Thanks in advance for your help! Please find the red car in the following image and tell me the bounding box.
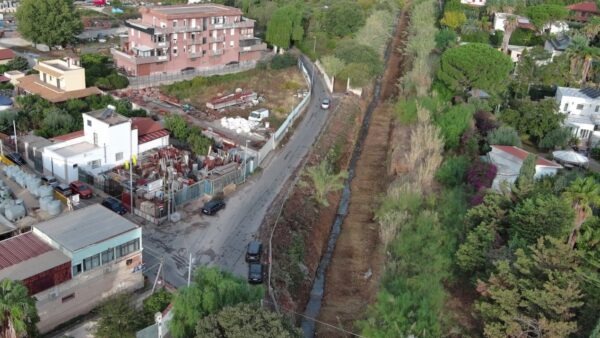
[69,181,93,199]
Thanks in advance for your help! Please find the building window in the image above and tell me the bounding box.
[564,103,569,111]
[88,159,101,169]
[173,48,178,55]
[183,19,187,27]
[230,28,234,36]
[596,105,599,112]
[115,152,123,161]
[61,293,75,303]
[93,132,98,145]
[72,264,82,276]
[117,238,140,258]
[230,41,234,48]
[87,120,91,127]
[101,248,115,264]
[126,258,133,266]
[83,253,101,271]
[172,20,177,27]
[577,104,584,110]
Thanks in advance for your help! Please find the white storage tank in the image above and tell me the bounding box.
[38,185,53,198]
[27,179,41,196]
[39,196,53,211]
[47,200,61,216]
[5,204,25,221]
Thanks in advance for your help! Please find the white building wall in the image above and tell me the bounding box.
[556,89,600,116]
[138,135,169,154]
[543,21,569,34]
[42,146,104,182]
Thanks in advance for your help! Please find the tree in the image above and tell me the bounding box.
[194,304,301,338]
[525,5,568,30]
[516,154,536,191]
[301,160,348,207]
[169,267,264,338]
[437,43,513,96]
[355,10,395,56]
[0,279,39,338]
[334,41,383,77]
[435,29,457,51]
[187,128,213,155]
[562,177,600,248]
[567,34,600,83]
[583,17,600,40]
[508,195,574,246]
[143,289,172,325]
[324,1,365,37]
[164,115,190,140]
[265,5,303,50]
[539,127,574,150]
[500,98,564,143]
[16,0,83,47]
[501,15,518,54]
[95,294,142,338]
[487,125,521,146]
[485,0,523,14]
[6,57,29,72]
[435,103,475,149]
[477,237,584,338]
[320,55,345,77]
[440,11,466,31]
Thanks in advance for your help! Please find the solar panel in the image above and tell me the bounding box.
[580,87,600,99]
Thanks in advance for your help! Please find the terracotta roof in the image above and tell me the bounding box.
[139,129,169,144]
[568,1,600,13]
[0,232,52,269]
[0,48,15,61]
[132,117,164,136]
[51,130,84,142]
[491,145,562,168]
[16,75,102,103]
[0,75,9,83]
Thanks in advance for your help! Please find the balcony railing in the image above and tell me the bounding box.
[240,43,267,53]
[209,35,225,43]
[153,25,204,34]
[187,39,204,46]
[188,52,202,59]
[210,49,223,56]
[111,48,169,65]
[239,34,255,40]
[210,19,254,30]
[152,41,170,48]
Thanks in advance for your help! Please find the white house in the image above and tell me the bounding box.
[505,45,532,63]
[544,35,571,60]
[42,106,169,182]
[488,145,562,190]
[461,0,486,6]
[555,86,600,145]
[493,13,569,33]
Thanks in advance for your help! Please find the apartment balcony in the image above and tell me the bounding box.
[188,51,202,59]
[210,49,223,56]
[111,48,169,65]
[151,40,170,49]
[153,25,204,34]
[211,19,254,30]
[240,43,267,53]
[239,34,255,40]
[187,39,204,46]
[210,35,225,43]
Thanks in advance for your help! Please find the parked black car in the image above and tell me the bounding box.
[248,262,263,284]
[54,184,72,197]
[245,241,263,263]
[201,199,225,215]
[41,175,59,188]
[6,152,25,166]
[101,197,127,215]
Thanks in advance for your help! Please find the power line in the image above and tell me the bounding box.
[262,300,365,338]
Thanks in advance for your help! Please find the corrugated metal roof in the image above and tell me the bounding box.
[491,145,562,168]
[34,204,139,253]
[139,129,169,144]
[0,232,53,269]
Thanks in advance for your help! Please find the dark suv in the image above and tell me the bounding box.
[248,262,263,284]
[201,199,225,215]
[6,152,25,166]
[54,184,72,197]
[245,241,263,263]
[101,197,127,215]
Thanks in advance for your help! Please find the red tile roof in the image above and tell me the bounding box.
[0,48,15,61]
[0,75,10,83]
[132,117,164,136]
[139,129,169,144]
[492,145,562,168]
[51,130,84,142]
[0,232,52,269]
[568,1,600,13]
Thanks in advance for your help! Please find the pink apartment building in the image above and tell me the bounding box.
[111,4,267,76]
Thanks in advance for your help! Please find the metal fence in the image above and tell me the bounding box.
[127,61,257,88]
[172,180,205,208]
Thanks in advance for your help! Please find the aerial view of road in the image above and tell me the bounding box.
[142,60,330,287]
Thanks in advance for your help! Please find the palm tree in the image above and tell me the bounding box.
[562,177,600,248]
[301,160,348,207]
[583,17,600,41]
[502,15,519,54]
[567,34,600,83]
[0,279,39,338]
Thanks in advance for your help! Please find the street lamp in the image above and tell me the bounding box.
[243,140,249,182]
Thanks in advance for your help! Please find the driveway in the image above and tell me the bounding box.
[142,59,331,287]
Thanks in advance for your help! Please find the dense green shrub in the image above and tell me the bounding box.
[509,28,544,46]
[487,125,522,146]
[436,104,475,149]
[435,29,458,50]
[271,53,298,69]
[460,31,490,43]
[436,155,470,187]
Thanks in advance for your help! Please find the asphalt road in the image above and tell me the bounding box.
[142,59,331,287]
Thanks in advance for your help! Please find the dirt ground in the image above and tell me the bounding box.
[315,6,411,337]
[262,94,366,315]
[182,67,307,126]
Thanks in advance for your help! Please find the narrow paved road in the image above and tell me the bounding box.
[142,58,331,287]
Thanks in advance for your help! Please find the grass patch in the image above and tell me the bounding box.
[161,69,259,100]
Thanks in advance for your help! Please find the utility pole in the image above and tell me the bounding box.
[187,252,193,287]
[12,120,17,151]
[243,140,249,182]
[152,258,164,293]
[129,119,134,213]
